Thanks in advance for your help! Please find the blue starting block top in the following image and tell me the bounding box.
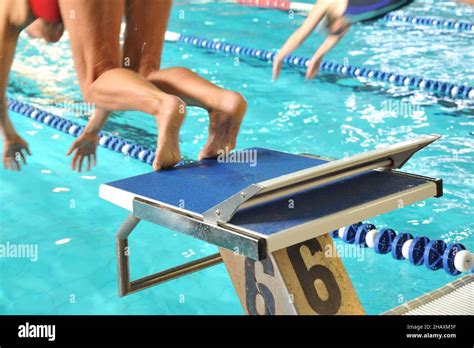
[100,146,441,257]
[103,148,327,215]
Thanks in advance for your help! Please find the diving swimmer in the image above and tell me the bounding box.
[272,0,413,80]
[61,0,247,172]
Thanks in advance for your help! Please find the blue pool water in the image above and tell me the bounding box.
[1,0,473,314]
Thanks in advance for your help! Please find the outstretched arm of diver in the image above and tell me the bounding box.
[272,0,328,80]
[305,26,349,79]
[0,17,32,171]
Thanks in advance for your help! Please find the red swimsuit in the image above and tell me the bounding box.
[29,0,61,23]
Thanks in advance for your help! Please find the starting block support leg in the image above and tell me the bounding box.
[116,213,223,297]
[220,234,364,315]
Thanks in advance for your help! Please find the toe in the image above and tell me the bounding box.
[153,159,162,172]
[198,151,209,161]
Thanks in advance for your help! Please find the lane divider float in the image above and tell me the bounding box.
[165,31,474,99]
[331,222,473,276]
[382,14,474,32]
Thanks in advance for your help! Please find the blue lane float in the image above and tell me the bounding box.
[424,239,447,271]
[374,228,397,254]
[167,32,474,100]
[442,243,466,276]
[391,232,413,260]
[409,236,430,266]
[7,98,156,166]
[341,223,361,244]
[354,223,375,247]
[383,14,474,32]
[332,223,473,276]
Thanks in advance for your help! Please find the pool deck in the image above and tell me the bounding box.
[383,274,474,315]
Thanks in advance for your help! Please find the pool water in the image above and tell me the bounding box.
[1,0,473,314]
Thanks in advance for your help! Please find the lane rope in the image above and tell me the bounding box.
[165,31,474,99]
[331,223,473,276]
[382,13,474,31]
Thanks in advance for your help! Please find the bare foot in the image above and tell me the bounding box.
[153,96,186,171]
[198,92,247,160]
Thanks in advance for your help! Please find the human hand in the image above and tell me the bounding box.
[2,134,31,171]
[272,54,285,81]
[66,132,98,172]
[305,56,322,80]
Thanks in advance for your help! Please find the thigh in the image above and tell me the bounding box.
[58,0,123,94]
[122,0,172,75]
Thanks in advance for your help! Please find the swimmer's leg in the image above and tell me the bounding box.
[59,0,185,170]
[122,0,172,75]
[58,0,122,96]
[122,0,247,160]
[87,69,186,170]
[146,68,247,160]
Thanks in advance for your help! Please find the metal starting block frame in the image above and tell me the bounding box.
[100,135,443,314]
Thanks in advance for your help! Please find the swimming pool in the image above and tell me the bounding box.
[1,0,473,315]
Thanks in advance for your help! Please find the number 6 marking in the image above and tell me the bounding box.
[287,239,342,314]
[245,258,276,315]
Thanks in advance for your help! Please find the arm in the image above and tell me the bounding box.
[272,0,328,80]
[0,10,31,170]
[305,26,349,79]
[83,108,110,135]
[0,16,20,138]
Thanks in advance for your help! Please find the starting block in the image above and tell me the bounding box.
[99,135,443,315]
